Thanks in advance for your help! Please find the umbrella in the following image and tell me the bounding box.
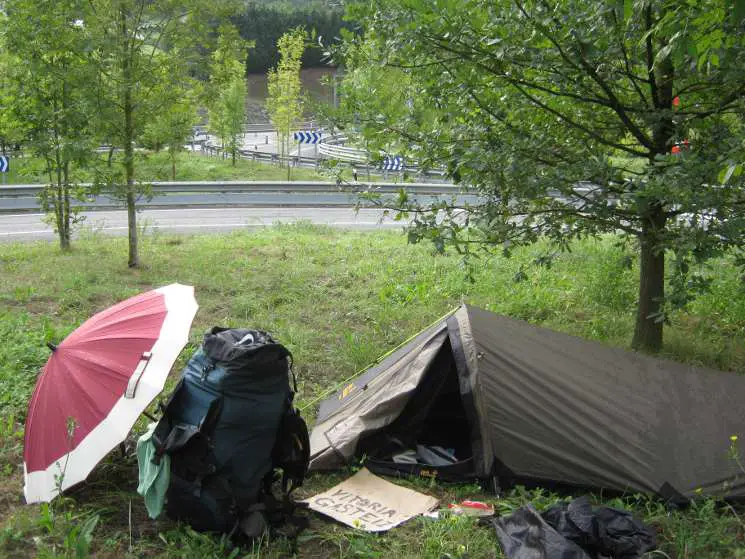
[23,283,198,503]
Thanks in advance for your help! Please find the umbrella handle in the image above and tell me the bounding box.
[46,342,58,352]
[125,352,152,399]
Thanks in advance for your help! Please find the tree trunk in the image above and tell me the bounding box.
[125,135,137,268]
[54,149,69,251]
[121,6,138,268]
[62,161,71,251]
[171,153,176,180]
[632,210,666,352]
[126,189,137,267]
[633,9,673,352]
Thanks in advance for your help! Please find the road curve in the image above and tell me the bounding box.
[0,207,410,243]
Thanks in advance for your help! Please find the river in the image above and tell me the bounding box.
[245,68,337,123]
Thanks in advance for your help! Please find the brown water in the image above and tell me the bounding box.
[245,68,337,123]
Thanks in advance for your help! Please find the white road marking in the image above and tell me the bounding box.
[0,221,399,237]
[2,213,46,218]
[0,230,50,236]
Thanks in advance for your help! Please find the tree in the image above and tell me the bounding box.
[87,0,237,268]
[4,0,97,250]
[337,0,745,352]
[0,38,25,155]
[266,28,305,180]
[207,27,250,166]
[142,68,199,180]
[234,2,346,73]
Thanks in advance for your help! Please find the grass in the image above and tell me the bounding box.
[1,228,745,557]
[2,151,332,185]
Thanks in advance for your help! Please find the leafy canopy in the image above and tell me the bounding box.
[336,0,745,349]
[267,28,307,173]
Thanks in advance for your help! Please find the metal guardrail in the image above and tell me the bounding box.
[0,181,466,214]
[318,143,368,164]
[193,124,448,178]
[198,142,447,179]
[194,122,318,136]
[201,144,322,167]
[0,181,460,198]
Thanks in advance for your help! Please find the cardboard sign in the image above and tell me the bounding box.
[304,468,439,532]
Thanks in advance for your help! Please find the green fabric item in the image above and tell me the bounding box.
[136,422,170,519]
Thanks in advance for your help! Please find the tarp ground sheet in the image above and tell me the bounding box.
[310,305,745,500]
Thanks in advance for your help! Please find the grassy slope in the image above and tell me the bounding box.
[1,228,744,557]
[3,151,333,185]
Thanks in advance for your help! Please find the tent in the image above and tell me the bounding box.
[309,305,745,500]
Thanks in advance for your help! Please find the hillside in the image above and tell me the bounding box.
[236,1,349,73]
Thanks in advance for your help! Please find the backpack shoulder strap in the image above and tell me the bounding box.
[152,388,223,470]
[272,405,310,496]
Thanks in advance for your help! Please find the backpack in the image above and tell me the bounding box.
[151,327,310,538]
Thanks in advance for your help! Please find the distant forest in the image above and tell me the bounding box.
[234,1,350,73]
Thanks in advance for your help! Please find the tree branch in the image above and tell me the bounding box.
[645,6,660,108]
[510,82,648,157]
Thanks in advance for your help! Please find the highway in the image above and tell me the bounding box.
[0,181,475,242]
[0,190,471,213]
[0,207,412,242]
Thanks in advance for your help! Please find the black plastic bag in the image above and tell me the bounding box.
[493,497,656,559]
[494,504,592,559]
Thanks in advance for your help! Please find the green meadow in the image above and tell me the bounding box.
[1,227,744,557]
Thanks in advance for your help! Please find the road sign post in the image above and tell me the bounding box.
[382,156,404,172]
[293,131,322,145]
[0,155,9,184]
[294,131,322,163]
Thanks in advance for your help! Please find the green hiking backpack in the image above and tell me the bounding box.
[152,327,309,538]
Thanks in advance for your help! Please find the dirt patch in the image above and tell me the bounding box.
[0,296,59,316]
[86,293,117,309]
[0,471,24,521]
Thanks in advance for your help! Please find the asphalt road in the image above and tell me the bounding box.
[192,130,321,158]
[0,207,411,242]
[0,191,474,212]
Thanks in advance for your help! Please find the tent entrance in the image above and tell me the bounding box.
[356,338,477,481]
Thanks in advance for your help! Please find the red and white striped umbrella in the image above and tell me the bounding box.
[23,284,198,503]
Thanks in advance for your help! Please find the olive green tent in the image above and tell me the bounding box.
[310,305,745,500]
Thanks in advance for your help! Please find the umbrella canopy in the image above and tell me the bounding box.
[23,283,198,503]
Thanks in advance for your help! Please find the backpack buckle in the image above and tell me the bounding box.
[200,361,215,382]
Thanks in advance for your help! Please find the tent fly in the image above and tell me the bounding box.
[310,305,745,501]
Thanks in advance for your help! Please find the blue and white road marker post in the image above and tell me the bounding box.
[0,155,9,184]
[382,156,404,178]
[294,131,323,159]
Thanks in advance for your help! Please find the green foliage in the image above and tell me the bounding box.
[64,513,99,559]
[1,232,745,556]
[158,527,243,558]
[4,0,99,250]
[0,28,26,153]
[207,26,250,166]
[267,28,307,177]
[234,2,347,73]
[141,64,200,180]
[0,151,331,184]
[85,0,241,267]
[337,0,745,352]
[0,312,59,420]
